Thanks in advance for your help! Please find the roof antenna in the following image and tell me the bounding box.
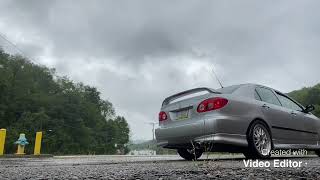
[212,65,224,88]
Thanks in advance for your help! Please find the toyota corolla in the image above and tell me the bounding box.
[155,84,320,160]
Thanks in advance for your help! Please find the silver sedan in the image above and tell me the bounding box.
[155,84,320,160]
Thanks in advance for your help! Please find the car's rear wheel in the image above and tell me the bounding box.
[177,148,203,161]
[245,121,272,159]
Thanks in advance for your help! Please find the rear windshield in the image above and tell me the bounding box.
[216,85,241,94]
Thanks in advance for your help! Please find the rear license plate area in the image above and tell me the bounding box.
[175,109,189,120]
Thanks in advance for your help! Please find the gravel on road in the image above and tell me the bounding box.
[0,155,319,179]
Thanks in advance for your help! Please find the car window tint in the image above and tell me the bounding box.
[256,87,281,106]
[277,94,303,111]
[216,85,241,94]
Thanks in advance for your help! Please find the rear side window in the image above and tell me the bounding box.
[216,85,241,94]
[256,87,281,106]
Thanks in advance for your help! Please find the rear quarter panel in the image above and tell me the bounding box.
[206,94,269,136]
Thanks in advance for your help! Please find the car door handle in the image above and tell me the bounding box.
[262,104,270,109]
[291,111,298,116]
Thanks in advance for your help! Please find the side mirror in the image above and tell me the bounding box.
[303,104,315,113]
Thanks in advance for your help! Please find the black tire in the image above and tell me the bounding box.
[316,150,320,157]
[177,148,203,161]
[245,121,272,159]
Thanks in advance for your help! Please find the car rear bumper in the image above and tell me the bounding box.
[194,133,248,146]
[157,133,248,149]
[155,115,249,149]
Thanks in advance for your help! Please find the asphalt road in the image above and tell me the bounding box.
[0,154,319,179]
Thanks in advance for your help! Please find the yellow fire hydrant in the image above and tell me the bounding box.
[14,133,29,155]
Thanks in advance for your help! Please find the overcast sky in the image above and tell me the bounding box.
[0,1,320,140]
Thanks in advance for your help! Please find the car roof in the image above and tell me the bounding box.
[218,83,284,96]
[233,83,305,108]
[231,83,280,92]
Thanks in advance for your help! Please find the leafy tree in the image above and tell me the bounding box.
[288,84,320,118]
[0,48,130,155]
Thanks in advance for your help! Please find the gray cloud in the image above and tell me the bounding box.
[1,0,320,139]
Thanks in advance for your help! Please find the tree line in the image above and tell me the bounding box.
[0,49,130,155]
[288,84,320,117]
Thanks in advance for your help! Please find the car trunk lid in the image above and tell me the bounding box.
[160,87,221,126]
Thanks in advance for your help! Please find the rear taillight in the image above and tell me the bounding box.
[159,111,168,121]
[197,97,228,113]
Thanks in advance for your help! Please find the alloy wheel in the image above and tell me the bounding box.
[253,125,271,156]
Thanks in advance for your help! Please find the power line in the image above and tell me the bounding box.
[0,32,29,57]
[144,122,157,141]
[0,32,41,67]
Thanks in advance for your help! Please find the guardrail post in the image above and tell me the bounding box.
[34,132,42,155]
[0,129,6,156]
